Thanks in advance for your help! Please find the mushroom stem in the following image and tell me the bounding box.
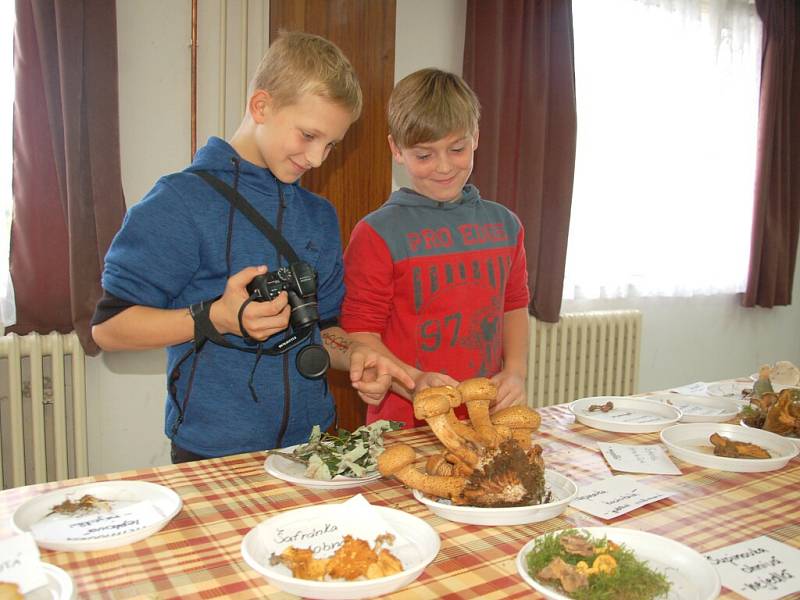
[458,378,502,447]
[378,444,465,501]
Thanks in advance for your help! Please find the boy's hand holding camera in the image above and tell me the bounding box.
[211,265,415,400]
[211,265,291,341]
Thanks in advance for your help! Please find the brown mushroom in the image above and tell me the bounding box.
[417,386,484,445]
[414,391,478,466]
[377,444,466,501]
[491,405,541,449]
[458,377,503,447]
[425,453,456,476]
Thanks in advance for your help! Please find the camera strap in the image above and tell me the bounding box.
[194,170,301,264]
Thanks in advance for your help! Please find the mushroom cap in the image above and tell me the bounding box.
[491,405,542,429]
[413,393,452,420]
[377,444,416,476]
[425,453,453,476]
[457,377,497,403]
[414,385,462,408]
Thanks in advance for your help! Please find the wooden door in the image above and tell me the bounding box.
[269,1,396,431]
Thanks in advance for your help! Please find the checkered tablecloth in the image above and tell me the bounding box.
[1,404,798,599]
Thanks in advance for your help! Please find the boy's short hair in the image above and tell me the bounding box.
[250,30,362,119]
[388,68,481,148]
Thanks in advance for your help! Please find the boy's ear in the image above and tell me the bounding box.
[387,135,404,164]
[249,90,272,124]
[472,128,480,151]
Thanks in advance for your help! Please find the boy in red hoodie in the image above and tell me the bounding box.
[341,68,530,428]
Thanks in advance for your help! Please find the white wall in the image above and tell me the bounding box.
[90,0,800,474]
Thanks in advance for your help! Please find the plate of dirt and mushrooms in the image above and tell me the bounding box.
[660,423,798,472]
[570,396,682,433]
[517,527,720,600]
[379,379,577,525]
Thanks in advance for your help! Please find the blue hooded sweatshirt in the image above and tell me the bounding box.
[101,137,340,457]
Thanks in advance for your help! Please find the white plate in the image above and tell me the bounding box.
[26,563,75,600]
[264,445,382,490]
[740,419,800,451]
[570,396,682,433]
[642,392,739,423]
[241,503,439,599]
[11,480,182,552]
[516,527,720,600]
[706,381,752,399]
[412,469,577,526]
[660,423,799,472]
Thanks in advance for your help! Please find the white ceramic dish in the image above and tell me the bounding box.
[241,503,439,599]
[642,392,739,423]
[11,480,182,552]
[264,445,382,490]
[412,469,577,526]
[740,419,800,451]
[26,563,75,600]
[516,527,720,600]
[570,396,682,433]
[705,381,752,400]
[660,423,799,472]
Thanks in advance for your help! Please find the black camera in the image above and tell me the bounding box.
[247,261,320,329]
[246,261,329,379]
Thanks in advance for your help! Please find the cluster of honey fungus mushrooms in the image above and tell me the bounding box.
[378,378,549,508]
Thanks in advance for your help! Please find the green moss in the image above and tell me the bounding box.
[526,529,671,600]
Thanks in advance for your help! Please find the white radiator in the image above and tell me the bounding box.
[0,331,88,489]
[527,310,642,408]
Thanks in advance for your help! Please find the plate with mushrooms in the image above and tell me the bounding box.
[660,423,798,472]
[516,527,720,600]
[412,468,577,526]
[379,378,572,523]
[570,396,682,433]
[641,392,739,423]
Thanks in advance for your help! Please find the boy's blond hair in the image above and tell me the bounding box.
[250,30,362,119]
[388,68,481,148]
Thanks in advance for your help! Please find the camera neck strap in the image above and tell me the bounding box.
[194,170,301,264]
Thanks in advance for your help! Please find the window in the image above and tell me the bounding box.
[564,0,762,299]
[1,2,14,327]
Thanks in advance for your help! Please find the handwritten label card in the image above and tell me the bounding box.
[704,536,800,600]
[671,382,709,395]
[31,501,164,543]
[263,494,422,571]
[0,532,49,593]
[598,443,682,475]
[270,494,405,555]
[569,475,672,519]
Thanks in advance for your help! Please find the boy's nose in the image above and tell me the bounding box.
[306,145,326,168]
[435,157,452,173]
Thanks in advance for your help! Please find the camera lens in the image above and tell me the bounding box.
[296,344,329,379]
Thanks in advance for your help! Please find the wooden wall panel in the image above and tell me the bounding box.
[269,1,396,431]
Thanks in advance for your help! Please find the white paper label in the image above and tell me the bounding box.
[570,475,672,519]
[0,532,49,593]
[671,382,709,395]
[31,500,164,542]
[704,536,800,600]
[598,443,682,475]
[270,494,406,555]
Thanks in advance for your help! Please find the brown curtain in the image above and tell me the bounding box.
[463,0,576,323]
[744,0,800,307]
[10,0,126,354]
